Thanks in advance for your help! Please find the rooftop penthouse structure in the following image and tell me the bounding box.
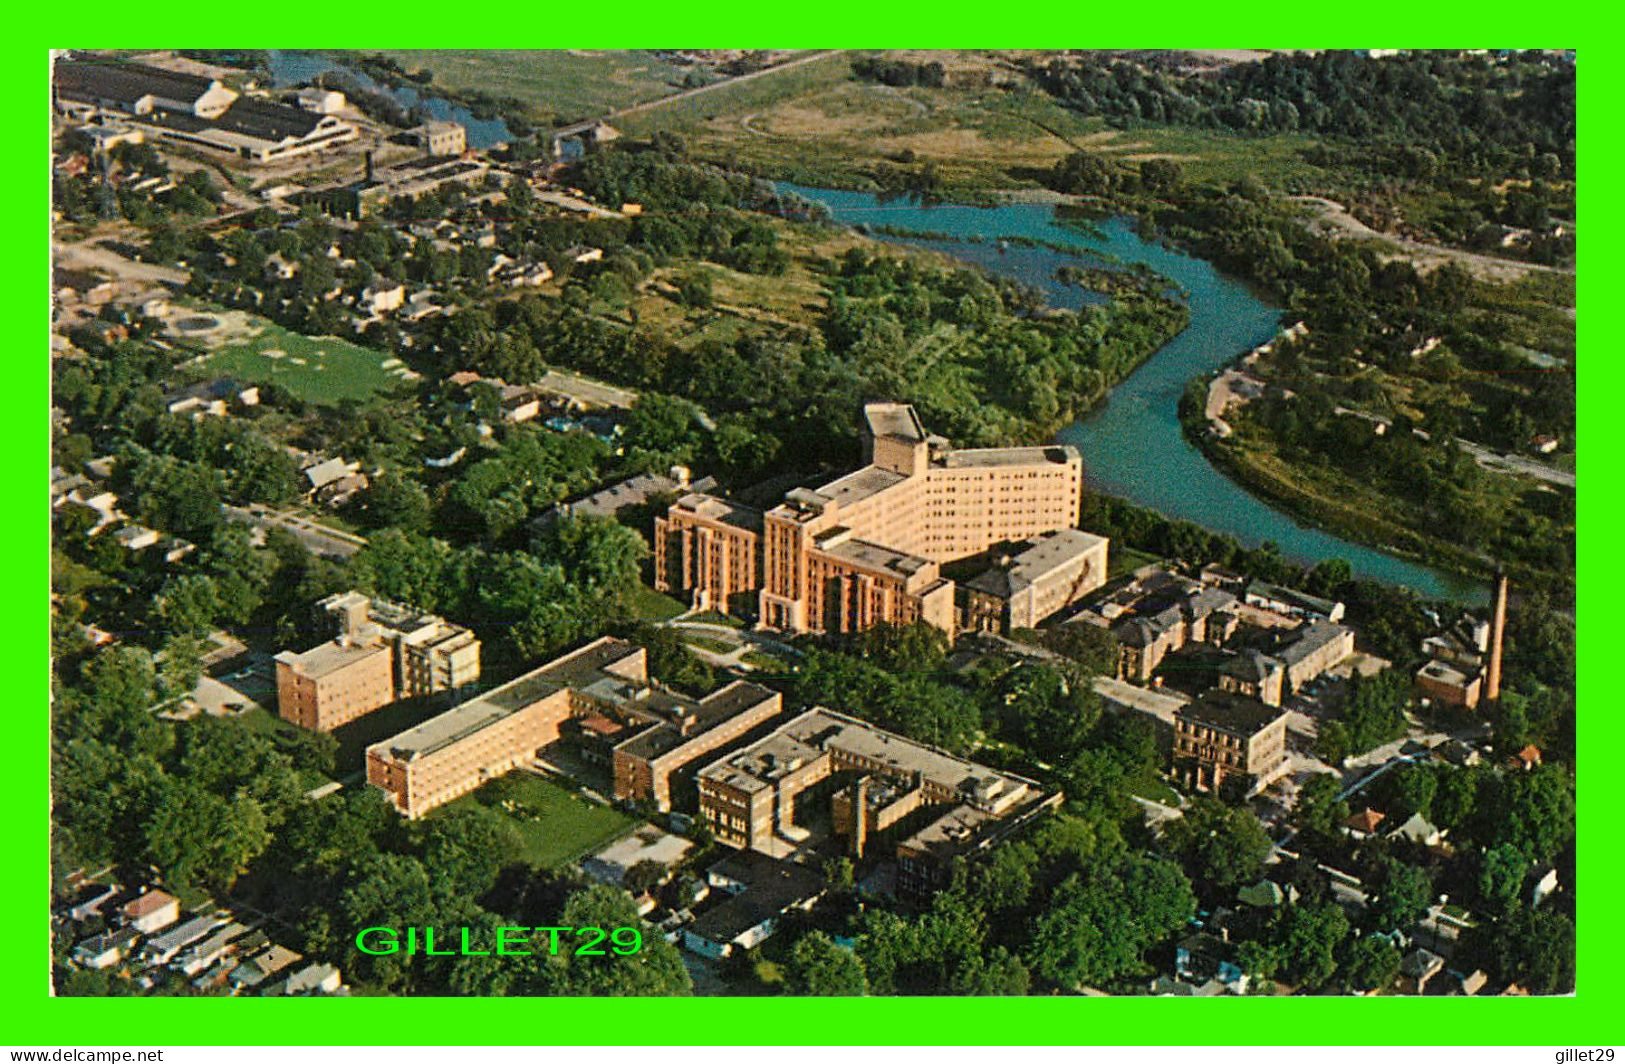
[366,637,784,818]
[656,403,1083,637]
[274,592,480,732]
[318,591,481,699]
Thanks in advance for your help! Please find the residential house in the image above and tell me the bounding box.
[120,889,180,935]
[229,944,303,992]
[73,927,140,970]
[680,851,823,960]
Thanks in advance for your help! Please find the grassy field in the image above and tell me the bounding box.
[448,772,637,870]
[683,634,737,654]
[614,52,1326,197]
[626,581,687,622]
[1109,545,1162,579]
[367,50,695,125]
[195,322,410,405]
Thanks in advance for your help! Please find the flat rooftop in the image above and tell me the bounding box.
[899,802,998,858]
[275,638,388,679]
[966,528,1107,597]
[1092,675,1189,727]
[373,638,642,761]
[1179,691,1287,735]
[615,681,778,760]
[672,492,763,532]
[864,402,926,442]
[1418,660,1474,686]
[936,444,1079,469]
[813,465,908,509]
[815,531,931,579]
[703,708,1035,809]
[583,825,692,885]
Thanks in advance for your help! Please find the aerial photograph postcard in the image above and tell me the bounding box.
[48,48,1575,1000]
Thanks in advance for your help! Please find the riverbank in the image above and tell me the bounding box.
[1188,422,1570,603]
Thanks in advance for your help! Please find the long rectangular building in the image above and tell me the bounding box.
[366,637,785,819]
[55,59,359,164]
[656,403,1084,638]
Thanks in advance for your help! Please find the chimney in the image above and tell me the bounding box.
[851,777,868,859]
[365,149,376,185]
[1485,572,1509,704]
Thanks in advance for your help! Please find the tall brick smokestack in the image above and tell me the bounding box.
[1486,572,1509,704]
[851,777,868,860]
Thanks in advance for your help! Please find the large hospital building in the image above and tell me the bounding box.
[655,403,1085,637]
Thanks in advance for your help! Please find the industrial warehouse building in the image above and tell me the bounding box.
[54,59,359,164]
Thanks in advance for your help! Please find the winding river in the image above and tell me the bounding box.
[779,184,1486,604]
[231,50,1483,603]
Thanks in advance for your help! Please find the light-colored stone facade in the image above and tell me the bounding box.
[658,403,1083,638]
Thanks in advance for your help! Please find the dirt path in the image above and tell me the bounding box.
[593,50,841,126]
[53,237,188,287]
[1292,195,1570,282]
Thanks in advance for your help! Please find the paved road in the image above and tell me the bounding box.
[1334,406,1574,490]
[537,369,639,410]
[224,504,368,559]
[1293,195,1570,282]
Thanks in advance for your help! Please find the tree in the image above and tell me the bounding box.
[994,663,1100,764]
[1476,842,1529,918]
[1271,900,1350,990]
[1162,798,1272,896]
[419,806,522,898]
[155,634,204,704]
[622,860,669,898]
[155,573,221,638]
[1025,853,1195,988]
[822,857,856,893]
[1292,772,1350,844]
[1462,906,1575,994]
[1139,158,1184,195]
[1341,933,1401,993]
[1387,763,1438,820]
[1364,856,1432,933]
[786,931,868,996]
[361,471,432,532]
[527,884,691,996]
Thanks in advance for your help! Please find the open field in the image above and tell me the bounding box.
[447,772,637,870]
[366,50,694,125]
[617,53,1327,197]
[627,582,687,622]
[190,321,411,404]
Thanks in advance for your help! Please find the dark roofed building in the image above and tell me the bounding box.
[1174,691,1289,796]
[55,59,238,118]
[55,58,357,164]
[682,851,824,959]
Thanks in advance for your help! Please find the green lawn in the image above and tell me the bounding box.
[195,322,410,405]
[449,773,638,870]
[627,582,688,622]
[683,634,737,654]
[687,610,744,629]
[1109,546,1162,579]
